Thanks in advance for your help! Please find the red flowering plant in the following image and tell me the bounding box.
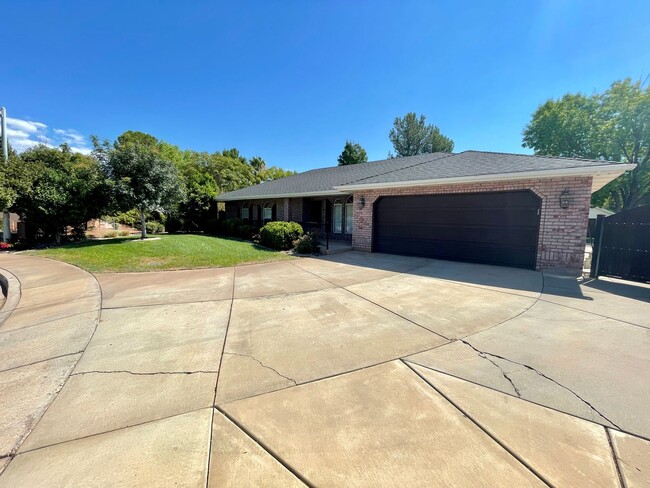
[0,242,13,251]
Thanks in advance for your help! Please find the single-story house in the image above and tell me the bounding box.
[217,150,634,272]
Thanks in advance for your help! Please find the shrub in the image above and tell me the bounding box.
[293,233,317,254]
[146,221,165,234]
[221,218,242,237]
[238,224,255,240]
[103,230,118,238]
[118,230,131,237]
[260,221,303,250]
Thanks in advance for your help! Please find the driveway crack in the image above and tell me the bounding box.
[70,369,219,376]
[460,339,621,429]
[223,352,297,385]
[463,343,521,397]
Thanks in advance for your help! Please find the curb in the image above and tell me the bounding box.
[0,268,22,327]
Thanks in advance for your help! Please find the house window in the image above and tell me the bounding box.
[241,205,249,221]
[345,196,353,234]
[263,202,273,222]
[333,199,343,233]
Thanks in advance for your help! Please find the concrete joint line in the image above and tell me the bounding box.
[460,339,622,430]
[401,359,553,487]
[537,297,649,331]
[215,406,314,487]
[0,350,84,374]
[222,352,297,385]
[287,260,451,342]
[605,427,627,488]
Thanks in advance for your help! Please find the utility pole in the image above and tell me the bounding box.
[1,107,10,243]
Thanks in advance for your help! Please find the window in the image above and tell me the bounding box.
[345,196,353,234]
[263,202,273,222]
[241,205,249,221]
[333,199,343,233]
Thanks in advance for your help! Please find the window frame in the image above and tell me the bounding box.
[263,201,273,222]
[344,196,353,234]
[332,198,343,233]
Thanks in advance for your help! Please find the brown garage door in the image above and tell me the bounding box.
[373,191,541,269]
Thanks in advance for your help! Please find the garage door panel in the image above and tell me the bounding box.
[373,191,540,269]
[378,224,538,247]
[376,207,539,227]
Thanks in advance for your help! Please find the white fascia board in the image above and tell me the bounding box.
[217,189,347,201]
[334,164,636,191]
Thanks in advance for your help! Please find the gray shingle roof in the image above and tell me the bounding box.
[217,153,449,200]
[217,150,627,200]
[340,150,623,187]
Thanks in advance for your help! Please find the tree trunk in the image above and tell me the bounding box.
[140,210,147,240]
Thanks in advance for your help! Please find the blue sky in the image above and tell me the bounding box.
[3,0,649,171]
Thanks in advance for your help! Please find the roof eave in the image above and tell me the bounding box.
[334,164,637,193]
[217,189,348,201]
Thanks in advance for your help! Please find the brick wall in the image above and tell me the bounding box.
[351,176,592,271]
[225,198,287,221]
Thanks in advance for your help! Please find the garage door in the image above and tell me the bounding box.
[373,191,540,269]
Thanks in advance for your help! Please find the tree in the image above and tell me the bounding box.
[249,156,266,175]
[523,78,650,210]
[388,112,454,158]
[337,140,368,166]
[260,166,296,181]
[0,145,32,213]
[13,144,110,243]
[101,132,183,239]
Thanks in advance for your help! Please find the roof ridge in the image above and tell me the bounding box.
[460,149,618,165]
[346,152,454,185]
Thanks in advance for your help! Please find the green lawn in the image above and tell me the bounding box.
[27,234,292,272]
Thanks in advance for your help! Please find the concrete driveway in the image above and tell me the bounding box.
[0,252,648,487]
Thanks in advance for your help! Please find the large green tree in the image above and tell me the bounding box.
[13,144,110,243]
[523,78,650,210]
[337,140,368,166]
[99,131,183,238]
[388,112,454,158]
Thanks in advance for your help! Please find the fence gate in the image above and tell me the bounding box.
[590,205,650,283]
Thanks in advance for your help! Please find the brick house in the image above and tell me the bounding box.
[218,151,633,272]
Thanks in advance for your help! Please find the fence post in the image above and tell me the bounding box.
[590,214,605,278]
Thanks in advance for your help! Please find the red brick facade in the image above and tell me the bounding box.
[351,176,592,271]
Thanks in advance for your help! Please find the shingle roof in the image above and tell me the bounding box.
[340,151,623,187]
[217,150,630,200]
[217,153,450,200]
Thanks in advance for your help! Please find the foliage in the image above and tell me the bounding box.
[259,221,303,250]
[13,144,111,243]
[0,145,33,211]
[337,140,368,166]
[388,112,454,157]
[523,78,650,210]
[0,242,13,250]
[292,233,317,254]
[98,131,183,238]
[219,218,255,239]
[28,234,291,272]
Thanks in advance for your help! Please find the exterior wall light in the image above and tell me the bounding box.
[560,189,570,209]
[359,196,365,209]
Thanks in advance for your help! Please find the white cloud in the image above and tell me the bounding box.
[4,116,91,154]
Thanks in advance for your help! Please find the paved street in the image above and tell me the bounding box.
[0,252,648,487]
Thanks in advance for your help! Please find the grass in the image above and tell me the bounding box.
[26,234,292,273]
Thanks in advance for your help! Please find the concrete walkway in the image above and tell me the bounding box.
[0,253,648,487]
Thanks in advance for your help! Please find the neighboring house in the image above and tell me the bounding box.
[217,151,633,272]
[0,212,20,240]
[587,207,615,240]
